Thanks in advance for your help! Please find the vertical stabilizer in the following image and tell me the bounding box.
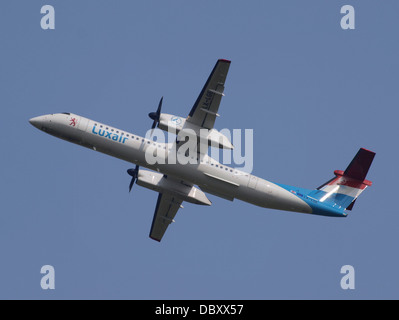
[311,148,375,211]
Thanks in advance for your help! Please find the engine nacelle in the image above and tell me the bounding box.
[157,113,233,150]
[158,113,186,133]
[136,169,212,206]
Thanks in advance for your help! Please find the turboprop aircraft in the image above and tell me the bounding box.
[29,59,376,242]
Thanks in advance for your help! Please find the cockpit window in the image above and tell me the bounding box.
[61,112,71,115]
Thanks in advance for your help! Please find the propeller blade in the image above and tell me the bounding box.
[148,97,163,129]
[129,178,135,192]
[156,96,163,114]
[127,166,139,193]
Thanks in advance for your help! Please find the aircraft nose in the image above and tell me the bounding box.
[29,116,47,129]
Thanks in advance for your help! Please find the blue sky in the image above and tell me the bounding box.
[1,1,398,299]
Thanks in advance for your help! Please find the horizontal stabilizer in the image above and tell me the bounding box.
[346,199,357,211]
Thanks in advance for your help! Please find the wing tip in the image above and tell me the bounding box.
[218,59,231,63]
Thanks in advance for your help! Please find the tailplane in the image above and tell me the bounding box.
[310,148,376,211]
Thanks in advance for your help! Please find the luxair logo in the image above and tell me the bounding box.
[69,117,77,127]
[92,126,128,144]
[171,116,182,125]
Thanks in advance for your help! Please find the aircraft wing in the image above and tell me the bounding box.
[186,59,231,130]
[149,192,183,242]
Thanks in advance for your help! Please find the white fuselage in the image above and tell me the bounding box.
[30,113,312,215]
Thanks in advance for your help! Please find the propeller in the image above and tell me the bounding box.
[148,97,163,130]
[127,165,139,192]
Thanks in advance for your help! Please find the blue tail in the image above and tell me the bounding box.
[277,148,375,217]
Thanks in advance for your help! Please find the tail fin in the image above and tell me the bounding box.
[343,148,375,181]
[312,148,376,211]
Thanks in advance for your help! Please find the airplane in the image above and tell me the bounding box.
[29,59,376,242]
